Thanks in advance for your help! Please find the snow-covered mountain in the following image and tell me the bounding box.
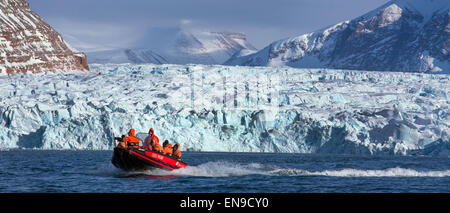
[86,49,169,64]
[225,0,450,73]
[0,64,448,156]
[87,30,256,65]
[0,0,89,74]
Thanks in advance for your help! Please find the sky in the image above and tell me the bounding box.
[27,0,389,52]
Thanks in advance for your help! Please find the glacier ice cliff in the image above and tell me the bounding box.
[0,63,448,156]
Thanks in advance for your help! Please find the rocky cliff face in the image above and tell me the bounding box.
[225,0,449,73]
[0,0,89,74]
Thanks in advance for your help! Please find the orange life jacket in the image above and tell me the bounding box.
[153,143,163,152]
[173,145,182,159]
[118,141,126,148]
[152,135,159,144]
[125,136,140,148]
[163,144,173,155]
[151,135,160,146]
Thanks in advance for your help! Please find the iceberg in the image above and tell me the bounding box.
[0,63,448,156]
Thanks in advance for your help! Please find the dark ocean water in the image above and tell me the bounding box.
[0,150,449,193]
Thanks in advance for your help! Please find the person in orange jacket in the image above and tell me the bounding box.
[148,128,163,152]
[144,128,159,150]
[163,140,173,156]
[172,143,182,159]
[125,129,140,149]
[149,128,159,143]
[153,139,163,152]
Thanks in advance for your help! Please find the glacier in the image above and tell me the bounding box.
[0,63,448,156]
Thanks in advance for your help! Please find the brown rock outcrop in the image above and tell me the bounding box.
[0,0,89,74]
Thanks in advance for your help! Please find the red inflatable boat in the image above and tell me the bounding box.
[111,133,187,171]
[112,147,187,171]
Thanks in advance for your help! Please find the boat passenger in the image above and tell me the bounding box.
[125,129,140,149]
[163,140,173,156]
[118,135,126,148]
[143,135,152,150]
[144,128,159,150]
[172,144,182,159]
[153,138,163,152]
[149,129,163,152]
[149,128,159,144]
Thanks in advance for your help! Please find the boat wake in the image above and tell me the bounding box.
[269,167,450,177]
[136,161,270,177]
[122,161,450,178]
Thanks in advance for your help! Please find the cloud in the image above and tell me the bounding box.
[47,18,145,52]
[180,19,192,25]
[29,0,390,51]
